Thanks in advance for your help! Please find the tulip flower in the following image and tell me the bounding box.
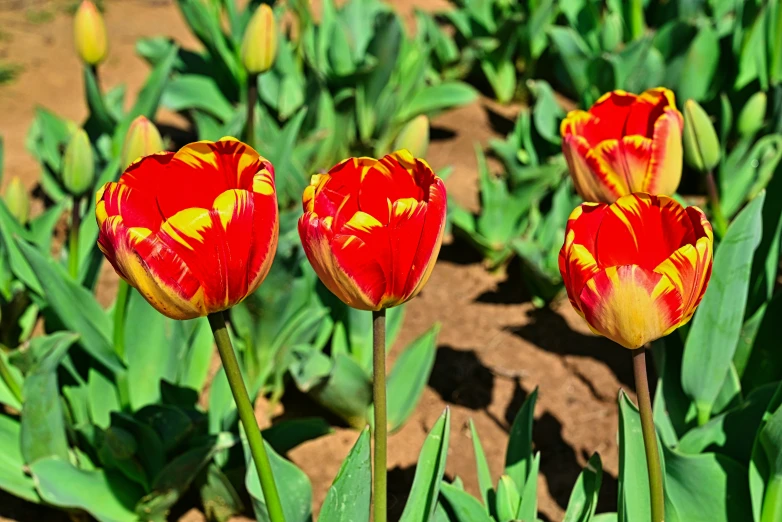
[122,116,164,169]
[559,193,713,349]
[4,177,30,226]
[73,1,107,66]
[96,137,279,320]
[94,137,285,522]
[299,150,447,311]
[298,149,446,522]
[559,193,713,522]
[561,88,684,203]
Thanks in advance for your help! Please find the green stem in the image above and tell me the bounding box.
[0,351,23,405]
[207,311,285,522]
[113,280,130,360]
[373,309,388,522]
[705,170,729,237]
[696,402,712,426]
[632,348,665,522]
[246,73,258,150]
[629,0,645,40]
[761,475,782,522]
[68,196,82,279]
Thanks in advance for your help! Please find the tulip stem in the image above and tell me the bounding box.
[208,311,286,522]
[705,170,728,237]
[628,0,645,40]
[632,348,664,522]
[372,309,388,522]
[90,64,100,92]
[113,280,130,361]
[246,73,258,150]
[68,196,82,279]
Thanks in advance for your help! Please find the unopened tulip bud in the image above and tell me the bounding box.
[122,116,164,169]
[737,92,767,138]
[4,177,30,225]
[393,115,430,158]
[73,1,107,66]
[683,100,720,173]
[62,129,95,197]
[241,4,277,74]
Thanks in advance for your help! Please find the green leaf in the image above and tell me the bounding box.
[678,24,720,102]
[563,453,603,522]
[21,333,79,465]
[386,324,439,432]
[0,199,43,294]
[83,65,115,134]
[320,428,371,522]
[261,418,333,455]
[0,415,39,502]
[201,464,244,522]
[162,75,235,122]
[396,82,477,123]
[180,317,214,392]
[400,408,451,522]
[516,453,540,521]
[617,391,654,522]
[88,368,121,429]
[682,193,765,420]
[749,383,782,520]
[505,387,538,494]
[31,457,142,521]
[128,43,179,121]
[308,354,372,428]
[438,481,494,522]
[246,441,312,522]
[496,475,521,522]
[469,419,494,510]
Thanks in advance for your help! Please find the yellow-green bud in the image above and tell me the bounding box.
[737,92,767,138]
[73,1,107,66]
[122,116,164,169]
[393,115,430,158]
[241,4,277,75]
[683,99,721,173]
[4,177,30,225]
[62,129,95,197]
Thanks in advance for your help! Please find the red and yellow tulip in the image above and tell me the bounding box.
[561,88,684,203]
[96,138,279,320]
[298,150,447,311]
[559,193,713,349]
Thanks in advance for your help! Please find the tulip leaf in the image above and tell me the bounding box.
[162,74,235,122]
[505,387,538,494]
[678,24,720,102]
[563,453,603,522]
[16,239,123,374]
[469,419,494,510]
[386,324,439,432]
[179,317,215,392]
[201,464,244,522]
[682,192,765,421]
[496,475,521,522]
[0,200,43,295]
[307,354,372,429]
[0,415,39,503]
[516,452,540,521]
[320,428,371,522]
[749,383,782,520]
[395,82,476,124]
[246,440,312,522]
[83,65,115,134]
[439,481,494,522]
[87,368,121,429]
[31,457,142,521]
[20,333,79,466]
[400,408,451,522]
[617,391,655,522]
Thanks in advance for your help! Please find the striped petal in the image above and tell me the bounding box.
[559,203,608,312]
[96,181,162,230]
[580,265,684,349]
[595,193,696,270]
[405,177,447,299]
[623,88,676,138]
[562,135,627,202]
[643,107,684,195]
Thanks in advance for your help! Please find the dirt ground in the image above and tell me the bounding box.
[0,1,634,521]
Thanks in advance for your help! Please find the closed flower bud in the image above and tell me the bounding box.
[737,92,767,137]
[4,177,30,225]
[73,1,107,66]
[122,116,164,169]
[393,115,430,158]
[683,99,720,173]
[241,4,277,74]
[62,129,95,197]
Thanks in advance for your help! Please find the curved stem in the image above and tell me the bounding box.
[246,73,259,150]
[761,475,782,522]
[113,280,130,361]
[68,196,82,279]
[208,311,285,522]
[373,309,387,522]
[632,348,665,522]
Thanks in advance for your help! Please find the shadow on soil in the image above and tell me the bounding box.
[428,345,495,410]
[510,307,635,389]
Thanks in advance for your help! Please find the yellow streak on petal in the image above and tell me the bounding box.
[560,110,592,136]
[392,198,422,219]
[344,211,383,232]
[96,200,108,227]
[160,208,213,250]
[213,190,250,230]
[252,169,274,196]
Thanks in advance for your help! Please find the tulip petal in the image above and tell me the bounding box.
[624,88,676,138]
[621,136,653,192]
[96,181,163,230]
[580,265,684,349]
[387,198,426,300]
[644,107,684,195]
[591,137,653,195]
[405,178,447,299]
[653,235,712,324]
[562,135,627,202]
[99,216,204,319]
[559,202,608,311]
[595,193,696,270]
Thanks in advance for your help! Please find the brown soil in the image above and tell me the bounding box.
[0,1,633,521]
